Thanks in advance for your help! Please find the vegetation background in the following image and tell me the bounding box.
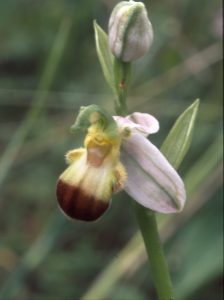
[0,0,222,299]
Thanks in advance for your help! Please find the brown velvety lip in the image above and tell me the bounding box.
[56,179,109,222]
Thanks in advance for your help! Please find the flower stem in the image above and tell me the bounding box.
[113,58,131,116]
[114,61,175,300]
[134,203,175,300]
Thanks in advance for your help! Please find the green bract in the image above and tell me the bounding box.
[161,99,200,169]
[93,21,115,92]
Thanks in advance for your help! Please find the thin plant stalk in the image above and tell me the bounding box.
[114,62,175,300]
[134,204,175,300]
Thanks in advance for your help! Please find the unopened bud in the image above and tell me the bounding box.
[108,1,153,62]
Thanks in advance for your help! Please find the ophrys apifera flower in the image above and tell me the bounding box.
[56,106,186,222]
[56,105,126,221]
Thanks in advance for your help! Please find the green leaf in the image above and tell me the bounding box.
[93,20,115,92]
[161,99,200,169]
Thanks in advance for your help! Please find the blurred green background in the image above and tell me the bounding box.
[0,0,222,299]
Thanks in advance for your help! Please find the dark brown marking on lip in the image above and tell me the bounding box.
[56,179,109,222]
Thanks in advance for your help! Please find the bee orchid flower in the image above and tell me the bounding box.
[56,105,127,222]
[56,106,186,222]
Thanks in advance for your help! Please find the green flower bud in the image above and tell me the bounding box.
[108,1,153,62]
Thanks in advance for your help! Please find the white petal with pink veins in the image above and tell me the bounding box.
[121,133,186,213]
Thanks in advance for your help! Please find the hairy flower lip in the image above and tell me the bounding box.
[57,179,110,221]
[87,145,111,167]
[56,149,114,222]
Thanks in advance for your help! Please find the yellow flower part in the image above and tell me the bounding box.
[56,123,127,222]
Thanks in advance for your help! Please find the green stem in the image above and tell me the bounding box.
[134,203,175,300]
[114,68,175,299]
[113,58,131,116]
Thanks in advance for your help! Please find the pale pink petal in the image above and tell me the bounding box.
[113,115,137,131]
[114,113,159,137]
[121,134,186,213]
[127,112,159,135]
